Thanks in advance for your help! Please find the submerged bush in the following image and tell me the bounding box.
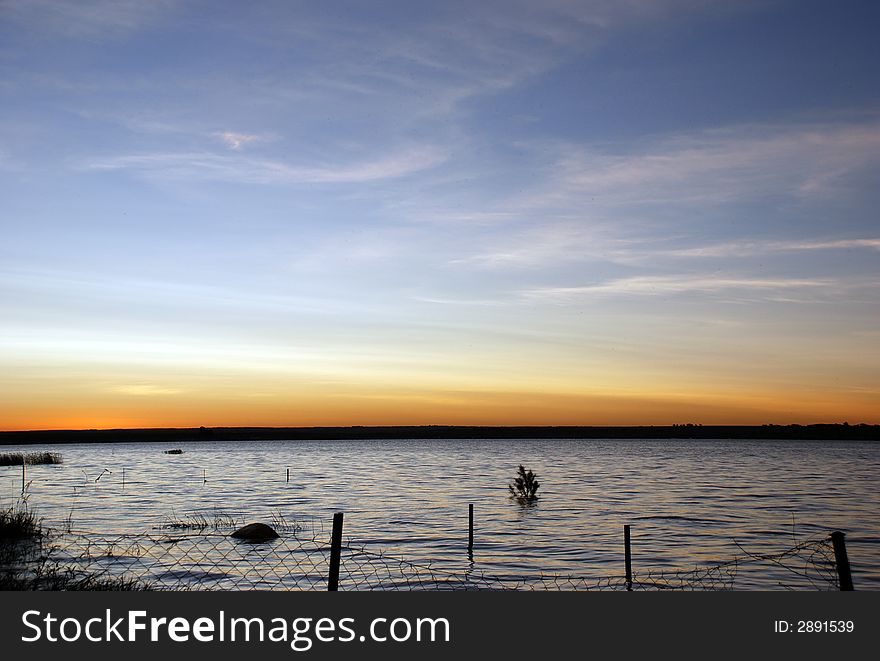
[0,452,63,466]
[508,464,540,503]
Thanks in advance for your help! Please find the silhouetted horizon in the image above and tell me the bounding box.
[1,422,877,445]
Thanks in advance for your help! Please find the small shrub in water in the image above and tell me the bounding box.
[508,464,540,503]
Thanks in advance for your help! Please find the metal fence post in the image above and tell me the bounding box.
[468,503,474,555]
[327,512,344,591]
[624,524,632,591]
[830,531,854,591]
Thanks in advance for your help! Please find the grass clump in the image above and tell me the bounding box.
[1,500,45,585]
[1,560,153,590]
[159,510,239,531]
[0,501,42,540]
[5,563,153,591]
[0,451,63,466]
[269,511,304,535]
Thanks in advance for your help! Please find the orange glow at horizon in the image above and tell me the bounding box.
[2,385,877,431]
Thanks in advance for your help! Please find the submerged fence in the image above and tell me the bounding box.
[3,509,852,591]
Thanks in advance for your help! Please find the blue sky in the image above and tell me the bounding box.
[1,0,879,428]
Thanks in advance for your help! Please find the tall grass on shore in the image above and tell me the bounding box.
[0,451,63,466]
[0,501,42,540]
[1,500,45,580]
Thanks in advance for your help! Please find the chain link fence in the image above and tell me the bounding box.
[3,523,844,591]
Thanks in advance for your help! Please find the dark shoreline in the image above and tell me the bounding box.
[0,424,877,445]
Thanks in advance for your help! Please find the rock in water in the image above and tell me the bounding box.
[230,522,280,541]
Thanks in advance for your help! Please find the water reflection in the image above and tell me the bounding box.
[1,438,878,588]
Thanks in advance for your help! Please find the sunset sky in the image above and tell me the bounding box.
[1,0,879,430]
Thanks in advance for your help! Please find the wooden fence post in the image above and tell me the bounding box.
[327,512,344,591]
[624,524,632,591]
[21,457,26,496]
[830,531,854,591]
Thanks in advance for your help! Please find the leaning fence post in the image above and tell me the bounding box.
[468,503,474,556]
[624,524,632,591]
[327,512,344,591]
[830,531,854,591]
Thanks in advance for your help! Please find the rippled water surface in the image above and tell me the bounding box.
[3,438,879,589]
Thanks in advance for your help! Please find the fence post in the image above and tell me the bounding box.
[286,468,290,483]
[327,512,344,591]
[624,524,632,591]
[21,457,26,496]
[468,503,474,556]
[830,531,854,591]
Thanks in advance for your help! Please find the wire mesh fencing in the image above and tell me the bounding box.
[337,535,840,591]
[3,524,844,591]
[37,530,333,590]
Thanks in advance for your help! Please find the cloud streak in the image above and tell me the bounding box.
[544,121,880,206]
[215,131,265,150]
[82,145,448,184]
[521,275,847,302]
[112,384,182,396]
[3,0,177,37]
[447,118,880,270]
[660,238,880,259]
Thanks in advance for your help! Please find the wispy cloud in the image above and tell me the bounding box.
[544,120,880,206]
[661,238,880,259]
[112,384,182,396]
[521,275,841,302]
[3,0,177,37]
[449,118,880,269]
[450,223,635,268]
[82,144,448,184]
[234,0,743,124]
[215,131,265,150]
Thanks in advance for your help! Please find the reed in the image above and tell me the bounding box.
[0,451,63,466]
[159,511,239,531]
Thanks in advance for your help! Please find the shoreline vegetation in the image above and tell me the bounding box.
[0,451,63,466]
[0,501,147,590]
[0,423,877,445]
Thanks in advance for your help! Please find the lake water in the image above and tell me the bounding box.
[2,438,878,589]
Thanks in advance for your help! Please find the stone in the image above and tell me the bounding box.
[230,522,280,541]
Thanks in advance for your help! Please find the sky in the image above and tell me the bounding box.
[1,0,879,430]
